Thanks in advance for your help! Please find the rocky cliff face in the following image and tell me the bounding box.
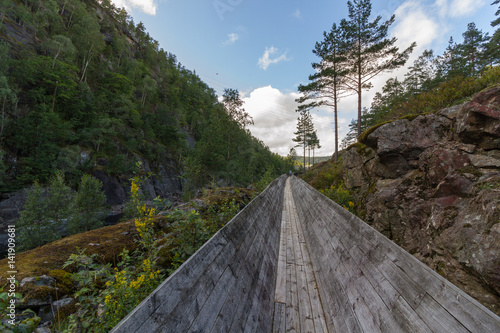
[343,86,500,314]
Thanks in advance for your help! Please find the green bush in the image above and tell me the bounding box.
[0,283,40,333]
[68,174,106,234]
[163,210,210,273]
[320,184,355,212]
[18,172,107,251]
[18,171,72,251]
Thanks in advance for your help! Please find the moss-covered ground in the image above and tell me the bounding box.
[0,221,138,282]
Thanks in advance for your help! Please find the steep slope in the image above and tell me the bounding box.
[343,86,500,314]
[0,0,289,197]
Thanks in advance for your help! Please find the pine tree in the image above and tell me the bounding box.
[460,22,490,77]
[488,0,500,65]
[298,22,352,162]
[308,130,321,165]
[404,50,437,94]
[437,37,466,79]
[292,112,314,171]
[69,174,106,234]
[222,88,253,129]
[342,0,415,136]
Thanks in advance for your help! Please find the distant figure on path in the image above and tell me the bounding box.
[289,170,292,177]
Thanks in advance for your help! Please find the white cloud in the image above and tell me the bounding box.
[292,9,302,20]
[435,0,486,18]
[393,1,440,51]
[242,86,345,156]
[222,33,239,46]
[258,46,290,70]
[111,0,157,15]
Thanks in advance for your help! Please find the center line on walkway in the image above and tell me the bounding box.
[273,177,329,333]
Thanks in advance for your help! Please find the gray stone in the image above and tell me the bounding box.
[20,275,55,288]
[470,154,500,168]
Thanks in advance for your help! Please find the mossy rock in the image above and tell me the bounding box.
[0,221,138,282]
[48,269,74,296]
[358,121,392,144]
[457,165,483,178]
[203,187,255,207]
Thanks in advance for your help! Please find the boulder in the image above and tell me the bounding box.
[342,86,500,314]
[456,87,500,149]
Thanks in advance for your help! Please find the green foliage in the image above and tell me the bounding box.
[60,176,166,332]
[17,172,72,251]
[68,174,106,234]
[18,172,108,251]
[45,171,73,229]
[100,256,162,330]
[0,0,291,193]
[320,184,355,212]
[62,248,110,332]
[0,283,40,333]
[254,167,278,192]
[204,199,240,233]
[163,210,210,273]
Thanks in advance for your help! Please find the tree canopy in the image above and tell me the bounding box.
[0,0,291,192]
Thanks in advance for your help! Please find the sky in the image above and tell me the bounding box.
[110,0,496,156]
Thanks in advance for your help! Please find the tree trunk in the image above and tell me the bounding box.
[1,97,5,141]
[334,81,339,163]
[357,71,362,137]
[308,144,311,168]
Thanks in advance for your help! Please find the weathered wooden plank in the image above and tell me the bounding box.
[273,302,286,333]
[414,294,469,333]
[290,177,500,333]
[226,214,278,332]
[290,209,315,333]
[275,210,288,303]
[243,248,279,332]
[285,209,299,332]
[243,203,282,332]
[158,239,239,332]
[114,176,500,333]
[186,267,237,332]
[112,231,231,333]
[296,218,328,333]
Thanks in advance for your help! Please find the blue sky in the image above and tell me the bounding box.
[111,0,496,156]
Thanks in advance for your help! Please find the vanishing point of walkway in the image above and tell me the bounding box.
[112,175,500,333]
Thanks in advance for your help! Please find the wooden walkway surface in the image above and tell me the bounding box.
[272,178,328,333]
[112,175,500,333]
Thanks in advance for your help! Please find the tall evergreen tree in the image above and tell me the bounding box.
[489,0,500,65]
[222,88,253,162]
[342,0,415,135]
[298,22,352,162]
[308,130,321,165]
[404,50,437,94]
[437,37,466,79]
[292,112,314,171]
[460,22,490,77]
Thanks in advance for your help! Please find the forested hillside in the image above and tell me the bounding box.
[0,0,290,195]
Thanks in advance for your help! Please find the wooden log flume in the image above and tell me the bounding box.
[111,175,500,332]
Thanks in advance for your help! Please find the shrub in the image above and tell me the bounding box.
[18,170,73,251]
[162,209,210,274]
[0,283,40,332]
[320,184,355,212]
[68,174,106,234]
